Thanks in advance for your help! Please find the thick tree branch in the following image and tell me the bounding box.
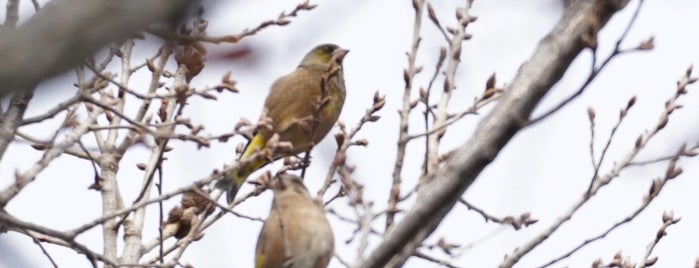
[0,0,195,94]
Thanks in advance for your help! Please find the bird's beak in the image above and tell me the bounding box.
[332,48,349,62]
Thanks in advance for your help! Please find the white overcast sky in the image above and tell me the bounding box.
[1,0,699,267]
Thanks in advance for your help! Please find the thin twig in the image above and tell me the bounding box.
[414,251,464,268]
[420,47,446,177]
[459,198,536,230]
[316,92,384,199]
[586,96,636,194]
[148,0,317,45]
[23,230,59,268]
[387,0,425,232]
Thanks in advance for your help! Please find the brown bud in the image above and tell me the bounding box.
[333,152,346,166]
[637,36,654,50]
[334,133,345,148]
[373,98,386,111]
[587,107,596,121]
[662,210,673,223]
[644,256,658,267]
[635,135,643,148]
[403,69,410,84]
[419,87,428,101]
[436,128,447,139]
[627,96,637,109]
[191,125,203,135]
[410,100,419,109]
[611,251,623,267]
[373,91,384,103]
[136,163,147,170]
[146,59,156,72]
[31,144,47,150]
[485,73,496,90]
[199,92,217,100]
[482,88,497,100]
[446,26,456,35]
[657,117,668,131]
[234,118,251,131]
[669,167,683,179]
[427,3,439,26]
[412,0,420,10]
[439,47,447,62]
[105,111,114,123]
[455,7,465,21]
[656,229,667,240]
[592,258,602,268]
[355,139,369,147]
[277,19,290,26]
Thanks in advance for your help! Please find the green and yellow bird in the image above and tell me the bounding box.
[216,44,348,204]
[254,174,334,268]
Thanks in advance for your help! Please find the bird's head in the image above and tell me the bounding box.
[299,43,349,67]
[272,173,310,197]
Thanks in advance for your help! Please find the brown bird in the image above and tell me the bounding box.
[216,44,349,204]
[255,174,334,268]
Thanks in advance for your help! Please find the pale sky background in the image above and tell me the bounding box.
[1,0,699,267]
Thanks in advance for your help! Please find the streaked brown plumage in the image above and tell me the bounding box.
[255,174,334,268]
[216,44,348,204]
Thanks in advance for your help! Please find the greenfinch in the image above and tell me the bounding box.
[255,174,334,268]
[216,44,348,204]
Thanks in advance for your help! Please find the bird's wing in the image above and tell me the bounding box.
[255,216,285,268]
[264,67,323,135]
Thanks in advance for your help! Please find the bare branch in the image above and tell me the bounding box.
[459,199,537,230]
[638,211,681,268]
[360,1,631,267]
[387,0,425,232]
[538,146,689,268]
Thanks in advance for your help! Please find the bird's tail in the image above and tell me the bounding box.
[216,135,268,204]
[214,174,241,205]
[215,162,266,204]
